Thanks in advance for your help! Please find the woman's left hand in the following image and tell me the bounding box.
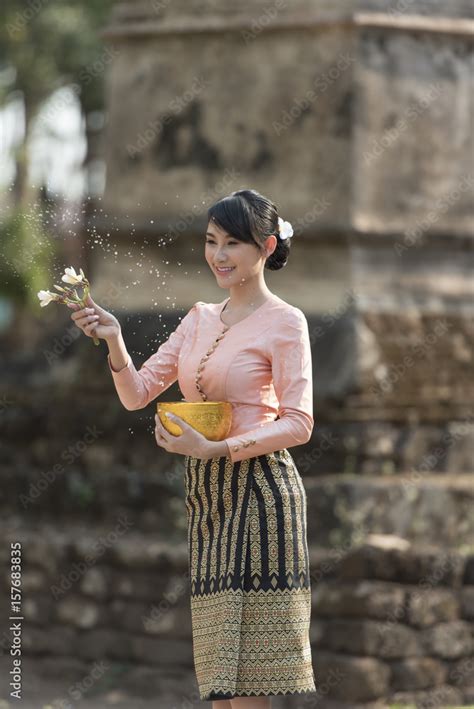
[154,412,211,458]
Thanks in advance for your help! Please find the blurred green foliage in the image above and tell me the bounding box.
[0,206,57,306]
[0,0,116,117]
[0,0,116,307]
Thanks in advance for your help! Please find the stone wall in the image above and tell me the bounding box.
[1,527,473,708]
[1,314,473,537]
[311,541,474,706]
[1,320,472,706]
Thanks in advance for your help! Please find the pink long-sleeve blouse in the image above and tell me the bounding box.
[107,294,314,464]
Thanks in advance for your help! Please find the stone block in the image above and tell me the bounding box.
[354,27,473,235]
[338,542,465,585]
[111,536,188,570]
[75,628,133,662]
[22,594,54,625]
[460,586,474,620]
[313,651,390,701]
[313,579,406,619]
[464,686,474,703]
[32,655,90,682]
[71,519,136,567]
[56,595,102,629]
[108,568,179,602]
[463,555,474,584]
[421,620,473,658]
[141,601,192,638]
[108,597,191,638]
[130,634,194,667]
[306,477,474,549]
[22,533,70,574]
[446,655,474,689]
[389,684,463,708]
[19,568,48,593]
[311,618,422,658]
[108,598,151,634]
[22,624,77,655]
[101,663,197,699]
[389,656,447,690]
[308,546,348,582]
[79,567,109,599]
[406,587,460,626]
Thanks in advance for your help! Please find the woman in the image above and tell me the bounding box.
[69,189,317,707]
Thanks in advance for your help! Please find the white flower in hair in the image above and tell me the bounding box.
[278,216,293,240]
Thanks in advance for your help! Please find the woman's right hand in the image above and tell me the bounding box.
[68,293,121,342]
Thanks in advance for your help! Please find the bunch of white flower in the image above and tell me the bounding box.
[37,267,99,346]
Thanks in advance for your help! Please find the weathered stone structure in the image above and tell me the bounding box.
[1,1,473,706]
[94,0,474,475]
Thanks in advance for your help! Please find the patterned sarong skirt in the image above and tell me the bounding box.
[184,447,317,700]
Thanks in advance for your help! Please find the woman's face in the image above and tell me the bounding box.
[205,220,266,286]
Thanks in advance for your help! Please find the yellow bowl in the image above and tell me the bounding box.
[157,401,233,441]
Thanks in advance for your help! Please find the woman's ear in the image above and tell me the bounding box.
[265,234,278,258]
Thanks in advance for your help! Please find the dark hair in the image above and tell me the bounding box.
[207,188,291,270]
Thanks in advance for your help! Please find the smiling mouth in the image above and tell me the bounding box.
[215,267,235,273]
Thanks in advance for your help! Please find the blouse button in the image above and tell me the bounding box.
[196,327,228,400]
[232,445,240,452]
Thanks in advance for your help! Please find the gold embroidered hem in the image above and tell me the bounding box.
[184,448,317,700]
